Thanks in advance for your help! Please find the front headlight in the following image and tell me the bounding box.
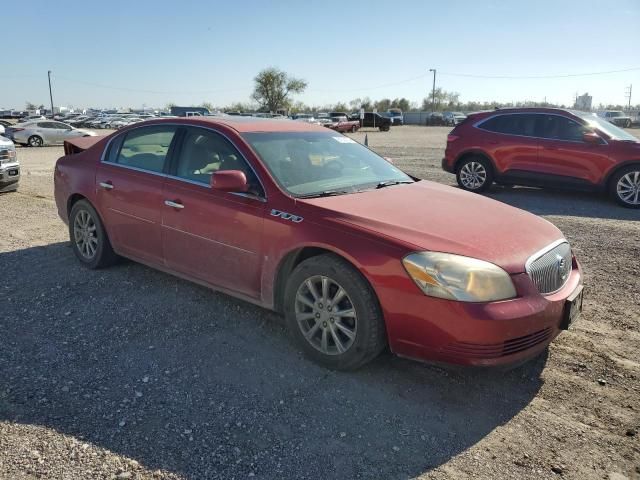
[402,252,516,302]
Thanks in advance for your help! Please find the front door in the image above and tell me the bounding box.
[95,124,178,264]
[535,114,611,184]
[161,126,266,297]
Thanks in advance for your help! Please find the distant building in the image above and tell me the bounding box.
[574,93,592,111]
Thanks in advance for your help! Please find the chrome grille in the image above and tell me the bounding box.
[0,149,10,160]
[526,241,572,294]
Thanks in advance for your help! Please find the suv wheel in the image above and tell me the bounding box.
[456,156,494,192]
[284,254,386,370]
[610,166,640,208]
[69,200,119,268]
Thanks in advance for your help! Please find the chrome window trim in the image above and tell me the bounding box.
[525,239,572,295]
[473,112,609,145]
[99,122,268,201]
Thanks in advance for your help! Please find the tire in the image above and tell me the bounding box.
[609,165,640,208]
[456,156,494,192]
[351,125,357,133]
[28,135,43,147]
[68,200,119,268]
[625,120,631,128]
[283,254,387,370]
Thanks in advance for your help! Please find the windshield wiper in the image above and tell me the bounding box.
[375,180,414,189]
[297,190,351,199]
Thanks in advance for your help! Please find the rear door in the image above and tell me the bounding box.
[161,126,266,297]
[475,113,539,174]
[535,114,610,184]
[96,124,178,264]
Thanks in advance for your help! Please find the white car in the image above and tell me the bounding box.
[12,121,96,147]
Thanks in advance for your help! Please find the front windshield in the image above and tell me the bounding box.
[242,131,413,197]
[608,111,623,117]
[573,111,638,141]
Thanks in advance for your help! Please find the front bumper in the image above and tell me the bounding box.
[441,157,454,173]
[379,262,583,367]
[0,161,20,192]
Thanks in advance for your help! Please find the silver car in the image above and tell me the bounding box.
[12,121,95,147]
[0,135,19,192]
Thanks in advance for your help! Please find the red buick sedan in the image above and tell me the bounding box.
[54,117,583,370]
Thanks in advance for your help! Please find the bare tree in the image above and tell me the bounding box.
[252,67,307,113]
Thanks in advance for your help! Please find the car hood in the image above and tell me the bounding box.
[0,136,14,148]
[297,181,564,273]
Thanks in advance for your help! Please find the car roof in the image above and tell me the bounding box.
[139,116,330,133]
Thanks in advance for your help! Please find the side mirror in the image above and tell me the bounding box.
[583,132,604,145]
[211,170,249,192]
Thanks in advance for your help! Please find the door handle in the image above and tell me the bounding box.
[99,182,114,190]
[164,200,184,209]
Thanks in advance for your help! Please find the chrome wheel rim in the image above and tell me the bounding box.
[616,171,640,205]
[73,210,98,259]
[29,136,42,147]
[295,275,357,355]
[460,161,487,189]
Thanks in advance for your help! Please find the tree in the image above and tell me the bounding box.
[165,102,176,111]
[390,98,411,112]
[251,67,307,113]
[332,102,349,112]
[421,88,460,111]
[374,98,392,112]
[200,101,215,111]
[25,101,37,110]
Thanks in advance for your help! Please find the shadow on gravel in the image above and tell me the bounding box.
[1,242,546,480]
[486,185,639,221]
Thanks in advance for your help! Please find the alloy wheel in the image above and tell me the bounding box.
[459,161,487,190]
[616,171,640,205]
[73,209,99,259]
[28,136,43,147]
[294,275,357,355]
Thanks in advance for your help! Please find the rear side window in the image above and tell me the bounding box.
[478,114,537,137]
[536,115,588,142]
[108,125,177,173]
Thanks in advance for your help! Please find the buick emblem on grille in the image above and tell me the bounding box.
[556,254,569,282]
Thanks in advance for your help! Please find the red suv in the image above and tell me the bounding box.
[442,108,640,208]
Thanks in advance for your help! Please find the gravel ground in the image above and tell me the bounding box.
[0,126,638,480]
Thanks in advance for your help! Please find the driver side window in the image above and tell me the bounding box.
[173,127,264,196]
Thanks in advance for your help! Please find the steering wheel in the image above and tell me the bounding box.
[324,160,344,173]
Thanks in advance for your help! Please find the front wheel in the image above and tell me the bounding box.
[456,156,494,192]
[351,124,357,133]
[610,166,640,208]
[69,200,119,268]
[284,254,386,370]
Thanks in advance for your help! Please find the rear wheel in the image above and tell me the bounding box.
[69,200,119,268]
[610,166,640,208]
[284,254,386,370]
[456,156,494,192]
[28,135,43,147]
[351,124,357,133]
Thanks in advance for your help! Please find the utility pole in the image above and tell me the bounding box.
[429,68,436,112]
[624,84,632,110]
[47,70,54,118]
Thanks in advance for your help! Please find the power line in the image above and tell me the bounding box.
[53,75,251,95]
[439,67,640,79]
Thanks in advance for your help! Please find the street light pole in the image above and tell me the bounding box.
[429,68,436,112]
[47,70,54,118]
